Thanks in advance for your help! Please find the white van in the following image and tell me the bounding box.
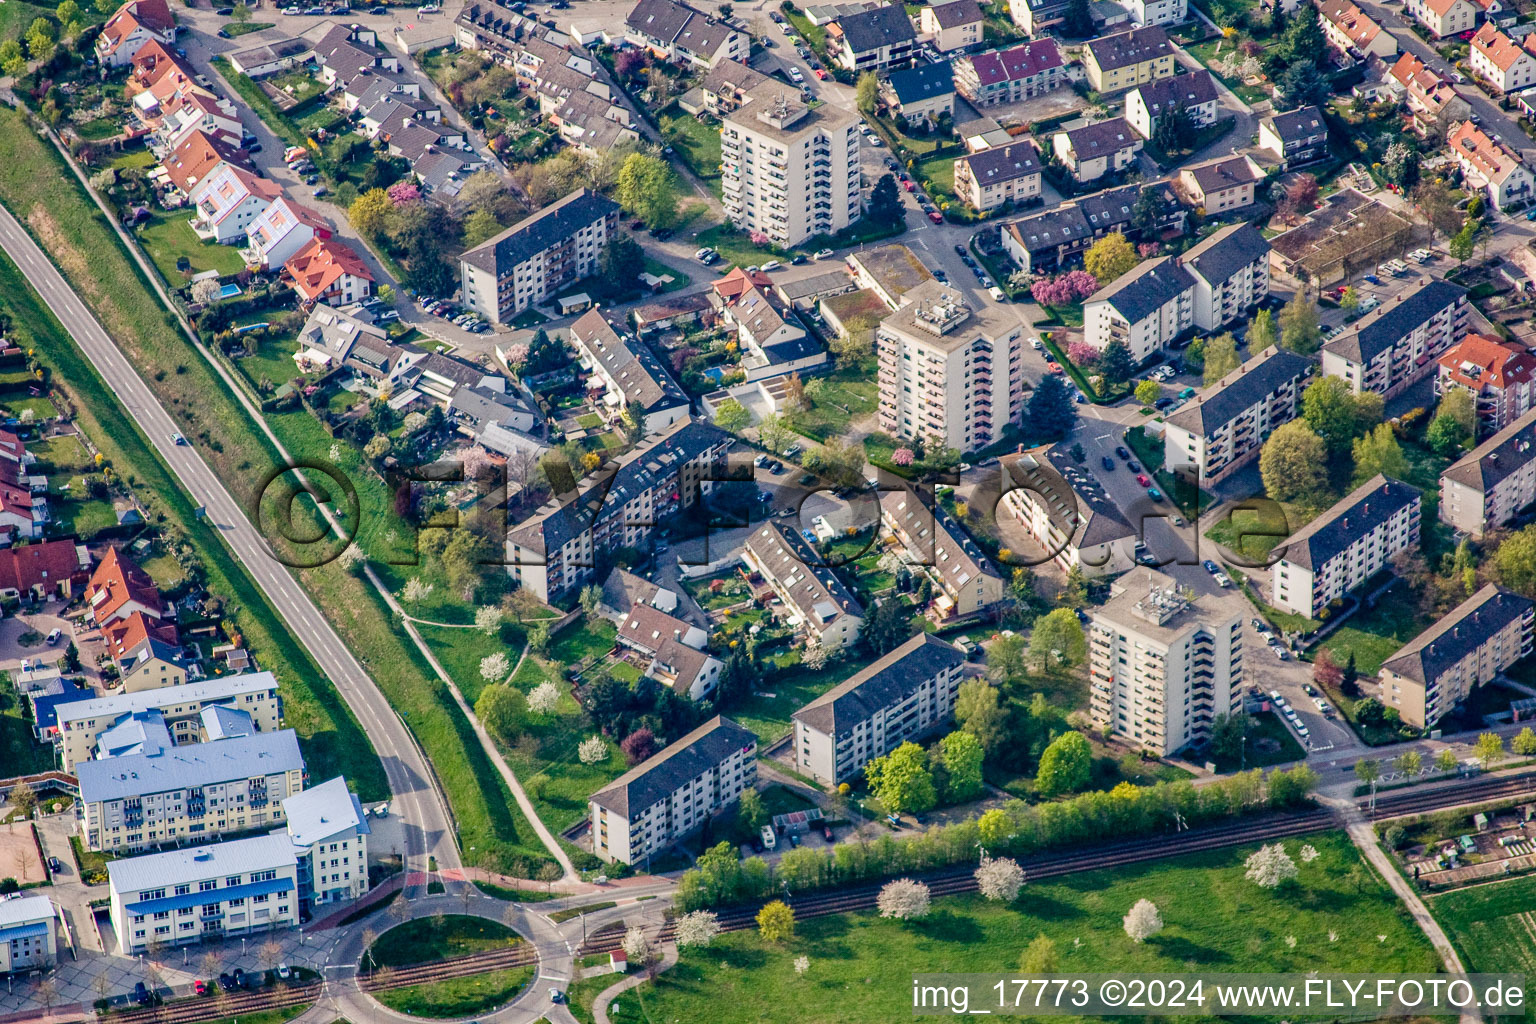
[760,825,776,850]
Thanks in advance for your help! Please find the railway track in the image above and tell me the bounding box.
[357,943,541,992]
[103,982,320,1024]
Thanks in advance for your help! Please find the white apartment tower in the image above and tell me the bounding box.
[721,83,861,247]
[1089,569,1245,756]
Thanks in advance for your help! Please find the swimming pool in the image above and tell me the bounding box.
[218,283,243,299]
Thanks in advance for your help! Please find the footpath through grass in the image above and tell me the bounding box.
[0,105,554,873]
[368,915,521,968]
[608,831,1435,1024]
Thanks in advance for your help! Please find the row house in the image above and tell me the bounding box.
[1083,26,1175,93]
[953,39,1067,107]
[1000,179,1184,274]
[1386,52,1472,135]
[103,610,188,692]
[1008,0,1070,34]
[1318,0,1397,58]
[188,164,281,245]
[549,89,641,156]
[953,139,1042,212]
[1125,70,1219,141]
[920,0,984,50]
[1469,23,1536,93]
[741,522,866,648]
[284,238,374,307]
[1163,346,1312,483]
[156,92,245,156]
[1449,119,1536,211]
[1381,585,1533,729]
[0,540,91,604]
[505,420,729,603]
[880,484,1004,622]
[827,4,918,72]
[460,188,620,322]
[624,0,746,67]
[313,24,401,93]
[792,633,966,785]
[1321,277,1468,397]
[1435,332,1536,438]
[590,717,757,865]
[567,308,691,433]
[225,38,313,79]
[1439,406,1536,537]
[158,130,251,204]
[241,196,331,273]
[454,0,542,58]
[1052,117,1142,183]
[998,446,1138,578]
[1271,475,1422,619]
[615,603,722,701]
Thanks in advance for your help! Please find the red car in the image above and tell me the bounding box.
[194,981,207,996]
[1137,474,1151,487]
[814,68,828,79]
[1046,361,1064,374]
[927,210,943,224]
[902,179,916,192]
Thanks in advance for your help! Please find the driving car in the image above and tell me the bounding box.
[170,432,185,445]
[47,629,61,644]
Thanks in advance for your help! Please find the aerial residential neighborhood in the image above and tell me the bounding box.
[7,0,1536,1017]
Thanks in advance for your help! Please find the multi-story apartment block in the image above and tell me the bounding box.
[953,40,1067,106]
[1177,153,1264,212]
[1124,70,1218,140]
[108,833,299,954]
[1321,278,1468,398]
[1449,119,1536,211]
[0,896,57,975]
[1089,569,1245,756]
[1436,332,1536,438]
[875,280,1026,451]
[505,420,730,603]
[828,5,918,71]
[721,82,861,247]
[1083,26,1175,93]
[742,521,866,648]
[567,309,691,434]
[1410,0,1480,37]
[1319,0,1397,57]
[283,776,371,911]
[77,729,304,853]
[459,188,620,323]
[919,0,983,50]
[624,0,746,66]
[1257,106,1329,169]
[953,139,1042,212]
[1439,407,1536,537]
[1164,347,1311,483]
[55,672,284,773]
[1470,24,1536,92]
[880,484,1005,622]
[1127,0,1186,27]
[998,446,1138,577]
[1083,257,1193,360]
[1380,585,1534,729]
[590,716,757,864]
[1182,222,1271,331]
[1271,475,1422,619]
[1052,118,1143,183]
[792,633,966,785]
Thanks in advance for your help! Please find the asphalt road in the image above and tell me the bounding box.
[0,202,462,894]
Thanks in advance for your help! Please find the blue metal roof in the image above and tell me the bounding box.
[0,921,51,942]
[124,876,294,916]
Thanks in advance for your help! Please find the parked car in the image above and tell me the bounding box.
[1029,336,1043,350]
[194,980,207,996]
[47,856,61,872]
[1101,456,1115,470]
[760,260,781,271]
[813,248,834,260]
[1213,571,1233,588]
[989,286,1006,302]
[277,964,291,980]
[1136,474,1150,487]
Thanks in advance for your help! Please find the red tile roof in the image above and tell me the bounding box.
[1472,23,1532,73]
[1437,333,1536,390]
[85,546,164,625]
[284,238,374,302]
[104,610,181,658]
[162,129,248,195]
[98,0,175,58]
[0,541,91,595]
[711,266,773,305]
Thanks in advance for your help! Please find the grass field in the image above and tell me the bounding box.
[693,224,787,268]
[660,105,721,181]
[916,153,957,202]
[368,915,521,968]
[133,212,249,281]
[374,966,534,1017]
[1314,581,1428,677]
[1432,873,1536,1015]
[1,674,54,776]
[596,832,1436,1024]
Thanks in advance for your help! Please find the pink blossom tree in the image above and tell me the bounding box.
[1060,269,1098,300]
[891,447,914,466]
[387,180,421,206]
[1137,242,1160,258]
[1067,341,1100,367]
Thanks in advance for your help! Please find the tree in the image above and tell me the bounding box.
[622,926,653,971]
[230,1,251,22]
[349,188,393,237]
[1353,757,1380,785]
[1123,899,1164,943]
[877,878,931,920]
[862,595,913,657]
[757,413,793,455]
[1210,712,1248,765]
[865,741,937,814]
[1395,750,1423,777]
[1097,338,1135,386]
[1249,308,1277,352]
[599,236,646,297]
[24,17,53,61]
[475,684,522,741]
[1313,648,1342,690]
[527,681,560,715]
[1515,727,1536,756]
[674,910,721,948]
[856,71,879,113]
[621,728,657,764]
[1276,61,1329,110]
[1278,292,1321,354]
[1476,731,1504,769]
[462,208,503,248]
[1085,232,1137,283]
[1260,420,1329,503]
[1435,748,1459,774]
[738,787,767,833]
[1245,843,1298,888]
[55,0,78,24]
[1153,104,1193,153]
[1027,373,1076,440]
[938,730,984,802]
[1495,525,1536,596]
[0,39,24,77]
[1426,411,1470,457]
[955,679,1008,757]
[1036,731,1091,797]
[191,277,223,306]
[1339,286,1360,314]
[1134,379,1161,406]
[579,584,603,616]
[1019,934,1059,973]
[1303,376,1372,454]
[8,780,35,819]
[1063,0,1093,35]
[978,807,1013,848]
[1203,332,1240,385]
[528,621,550,656]
[1449,222,1477,263]
[1030,608,1087,671]
[714,398,749,433]
[870,173,905,224]
[1352,422,1408,485]
[757,900,795,942]
[617,153,678,228]
[976,855,1026,902]
[578,735,608,765]
[364,433,392,460]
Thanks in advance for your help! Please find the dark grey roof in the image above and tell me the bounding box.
[568,309,688,414]
[1090,256,1193,324]
[792,633,964,736]
[460,188,619,276]
[1007,203,1091,253]
[1076,180,1176,232]
[447,384,532,430]
[1001,446,1134,548]
[1183,154,1262,195]
[1276,474,1421,573]
[743,521,864,626]
[1381,585,1533,686]
[1180,222,1270,288]
[1166,346,1310,435]
[959,139,1041,185]
[1323,278,1466,365]
[625,0,694,43]
[836,4,917,53]
[674,12,738,56]
[589,716,756,818]
[928,0,982,26]
[1442,406,1536,494]
[1061,117,1139,159]
[1264,104,1327,143]
[880,483,1001,587]
[1086,25,1171,72]
[1133,69,1217,116]
[886,60,954,104]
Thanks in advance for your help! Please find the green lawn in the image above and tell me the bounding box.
[729,652,882,744]
[916,153,957,203]
[660,105,722,181]
[51,496,118,538]
[31,434,91,471]
[374,966,534,1017]
[223,20,275,36]
[1432,873,1536,1015]
[133,213,249,282]
[1,675,54,776]
[368,915,521,968]
[606,832,1435,1024]
[1185,38,1273,105]
[787,362,877,442]
[110,149,156,171]
[1209,711,1306,772]
[1314,581,1428,677]
[693,224,788,268]
[1205,501,1297,564]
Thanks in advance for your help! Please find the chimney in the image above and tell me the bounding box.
[1342,517,1349,530]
